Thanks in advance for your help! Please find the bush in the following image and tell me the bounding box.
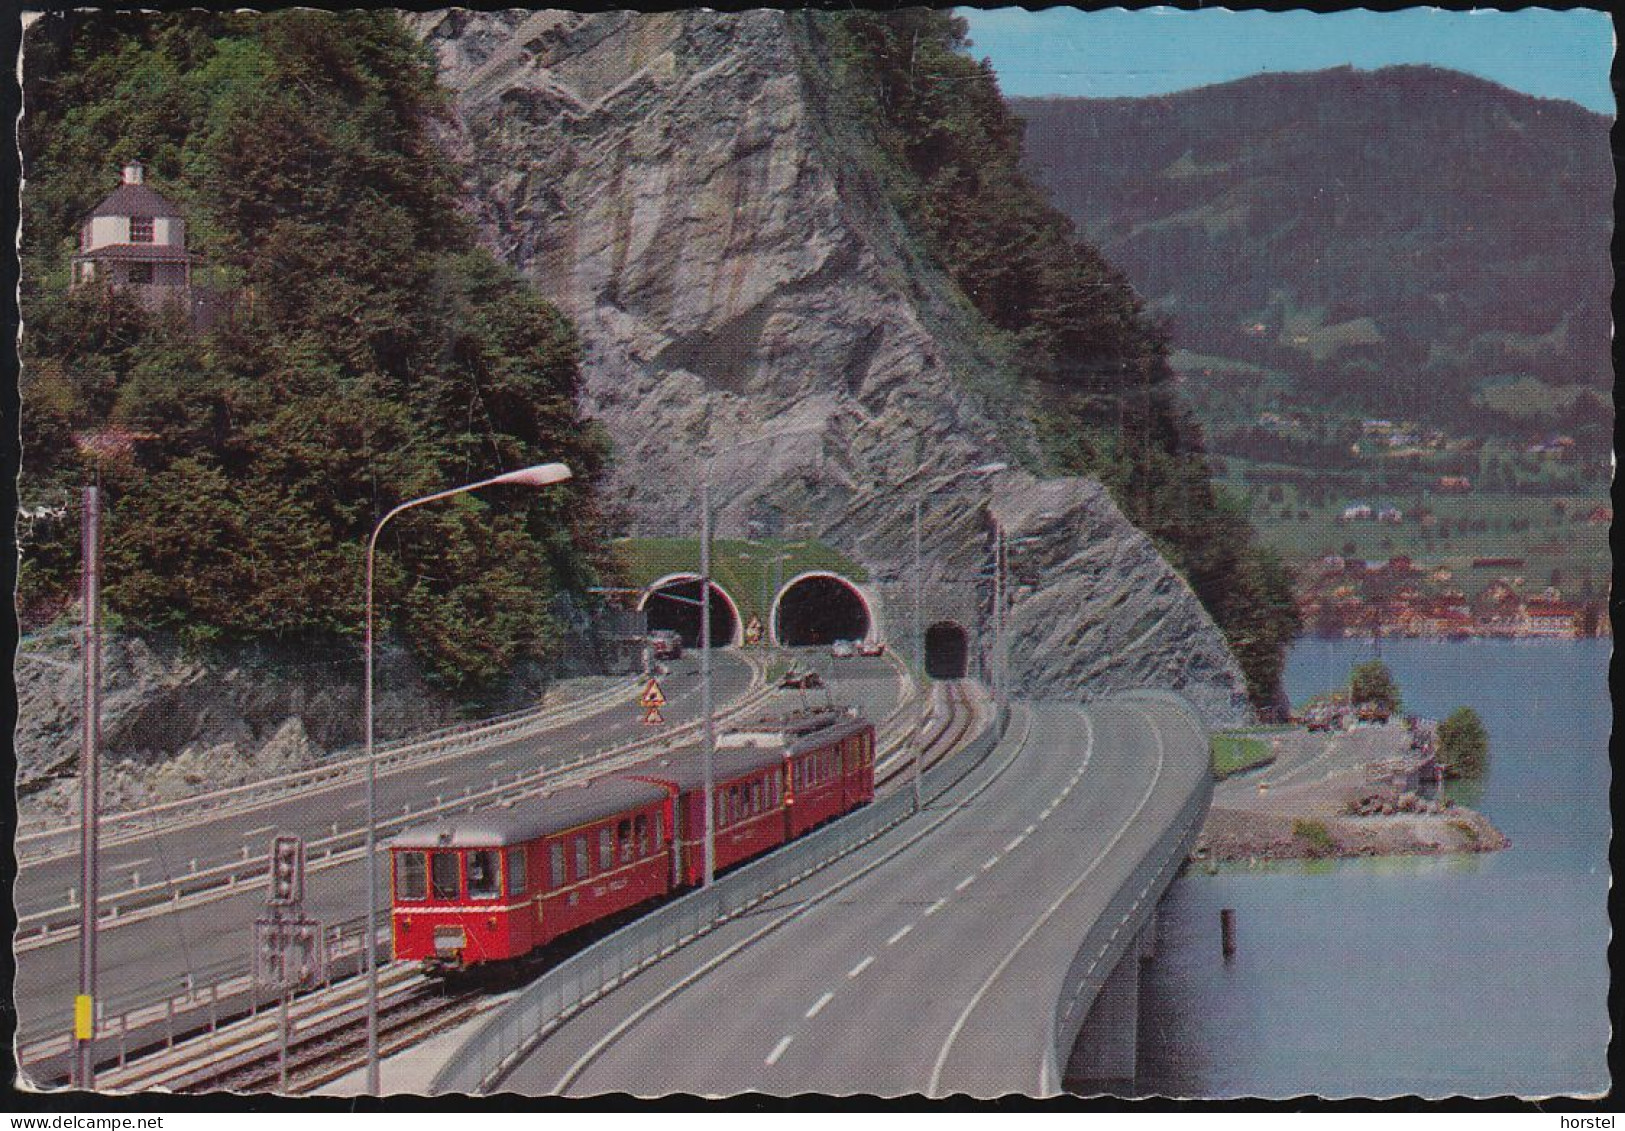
[1350,659,1401,713]
[1292,818,1336,856]
[1439,706,1490,777]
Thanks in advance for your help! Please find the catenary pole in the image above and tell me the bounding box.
[76,486,101,1090]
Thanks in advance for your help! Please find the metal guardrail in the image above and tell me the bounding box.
[16,675,651,856]
[430,698,1008,1095]
[1044,693,1212,1093]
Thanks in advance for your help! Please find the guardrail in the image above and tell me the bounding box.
[430,698,1009,1095]
[16,674,653,858]
[16,667,778,950]
[1043,693,1212,1094]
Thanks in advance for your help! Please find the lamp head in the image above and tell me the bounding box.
[493,462,573,488]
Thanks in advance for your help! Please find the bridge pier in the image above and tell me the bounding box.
[1063,915,1156,1096]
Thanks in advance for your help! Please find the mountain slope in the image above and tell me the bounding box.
[1013,66,1613,453]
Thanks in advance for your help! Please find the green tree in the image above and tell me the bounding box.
[1350,659,1401,713]
[1438,706,1489,777]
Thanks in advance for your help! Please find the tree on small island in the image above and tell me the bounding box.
[1439,707,1490,777]
[1350,659,1401,715]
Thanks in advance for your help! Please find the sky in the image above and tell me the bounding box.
[957,7,1615,116]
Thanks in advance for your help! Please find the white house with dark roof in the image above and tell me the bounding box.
[71,159,194,300]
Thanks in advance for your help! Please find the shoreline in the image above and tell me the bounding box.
[1191,721,1511,864]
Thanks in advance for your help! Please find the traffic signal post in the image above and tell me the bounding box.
[254,835,326,1091]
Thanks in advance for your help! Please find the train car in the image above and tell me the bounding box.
[782,709,875,838]
[629,743,791,889]
[390,777,671,972]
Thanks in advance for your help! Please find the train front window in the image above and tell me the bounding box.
[395,852,427,901]
[506,847,527,896]
[430,851,460,900]
[467,850,500,900]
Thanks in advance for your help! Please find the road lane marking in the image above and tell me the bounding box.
[805,992,834,1019]
[242,825,275,839]
[887,924,914,946]
[982,855,999,871]
[343,799,367,810]
[955,875,976,892]
[1040,806,1053,820]
[120,858,151,870]
[1025,824,1037,836]
[924,898,947,917]
[1005,835,1025,852]
[765,1036,794,1066]
[426,775,451,787]
[848,956,875,979]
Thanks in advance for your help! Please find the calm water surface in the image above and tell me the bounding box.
[1133,639,1611,1098]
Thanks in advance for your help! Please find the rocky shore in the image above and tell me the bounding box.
[1192,722,1510,863]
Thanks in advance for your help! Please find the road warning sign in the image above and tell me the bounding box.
[745,615,763,644]
[643,706,665,726]
[641,679,666,709]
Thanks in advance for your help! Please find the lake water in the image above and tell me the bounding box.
[1132,638,1612,1098]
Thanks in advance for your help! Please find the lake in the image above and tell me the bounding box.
[1132,638,1612,1098]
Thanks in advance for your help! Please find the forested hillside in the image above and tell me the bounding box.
[1013,66,1612,460]
[812,11,1300,702]
[18,11,617,694]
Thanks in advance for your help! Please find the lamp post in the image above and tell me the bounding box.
[911,462,1006,811]
[362,461,572,1095]
[696,428,822,887]
[75,486,101,1090]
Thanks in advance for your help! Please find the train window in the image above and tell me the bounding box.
[551,842,566,888]
[652,813,664,852]
[467,850,500,900]
[752,781,763,814]
[599,827,614,870]
[430,852,460,900]
[618,819,634,864]
[395,852,427,901]
[574,835,590,878]
[635,814,650,856]
[506,847,527,896]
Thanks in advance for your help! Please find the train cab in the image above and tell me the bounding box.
[390,777,671,971]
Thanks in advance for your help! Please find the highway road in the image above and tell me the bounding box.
[496,695,1208,1098]
[13,650,903,1059]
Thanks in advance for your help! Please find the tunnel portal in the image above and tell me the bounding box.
[641,576,740,648]
[774,573,872,647]
[924,621,969,679]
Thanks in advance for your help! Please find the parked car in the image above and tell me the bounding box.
[649,630,684,661]
[856,639,885,657]
[779,668,825,690]
[830,639,856,658]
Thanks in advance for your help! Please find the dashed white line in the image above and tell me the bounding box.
[848,955,875,979]
[805,992,834,1019]
[1024,824,1037,836]
[426,775,451,786]
[242,825,275,839]
[1040,806,1054,820]
[1004,835,1025,853]
[982,855,999,871]
[343,799,367,810]
[887,924,914,946]
[765,1035,794,1066]
[955,875,976,892]
[924,898,948,917]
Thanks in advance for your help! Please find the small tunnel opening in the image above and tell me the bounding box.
[925,621,969,679]
[643,578,738,649]
[774,574,871,647]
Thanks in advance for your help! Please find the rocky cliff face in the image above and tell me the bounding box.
[410,9,1252,724]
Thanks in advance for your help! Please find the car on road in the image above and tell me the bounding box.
[830,639,856,658]
[648,629,684,660]
[856,639,885,657]
[779,668,825,690]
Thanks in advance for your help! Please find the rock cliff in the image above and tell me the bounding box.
[411,8,1252,725]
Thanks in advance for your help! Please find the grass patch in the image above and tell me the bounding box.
[1292,818,1336,856]
[1210,732,1274,778]
[1446,818,1480,846]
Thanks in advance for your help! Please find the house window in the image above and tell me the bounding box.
[128,262,155,285]
[129,216,154,243]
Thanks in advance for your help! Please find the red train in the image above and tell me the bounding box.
[390,707,876,972]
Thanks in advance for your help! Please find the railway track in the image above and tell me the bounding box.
[875,681,976,792]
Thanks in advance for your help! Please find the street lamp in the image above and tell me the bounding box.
[911,462,1006,810]
[696,427,822,887]
[361,461,571,1095]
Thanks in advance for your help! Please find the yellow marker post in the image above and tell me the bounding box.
[74,994,94,1040]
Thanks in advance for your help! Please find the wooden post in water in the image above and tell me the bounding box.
[1220,908,1238,960]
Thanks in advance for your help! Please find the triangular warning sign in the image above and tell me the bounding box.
[643,705,665,726]
[641,679,667,709]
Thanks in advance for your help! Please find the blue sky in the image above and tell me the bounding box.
[958,7,1615,115]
